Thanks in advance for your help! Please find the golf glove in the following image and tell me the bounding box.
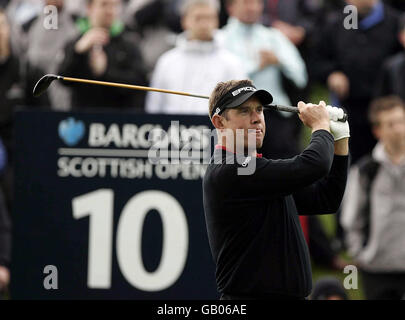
[326,105,350,141]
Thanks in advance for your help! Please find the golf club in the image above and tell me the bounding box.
[33,74,348,122]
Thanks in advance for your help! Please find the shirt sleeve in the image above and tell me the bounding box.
[220,130,335,197]
[292,154,349,215]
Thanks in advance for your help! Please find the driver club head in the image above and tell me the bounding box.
[32,74,62,97]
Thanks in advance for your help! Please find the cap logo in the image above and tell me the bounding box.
[232,86,256,97]
[215,107,221,115]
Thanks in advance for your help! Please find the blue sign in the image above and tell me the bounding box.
[11,110,218,300]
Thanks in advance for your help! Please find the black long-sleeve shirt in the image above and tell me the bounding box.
[203,130,349,298]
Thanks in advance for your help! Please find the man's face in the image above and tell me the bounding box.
[228,0,263,25]
[182,4,218,41]
[88,0,121,29]
[373,106,405,150]
[222,96,266,150]
[345,0,377,15]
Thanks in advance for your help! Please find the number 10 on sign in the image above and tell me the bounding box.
[72,189,189,291]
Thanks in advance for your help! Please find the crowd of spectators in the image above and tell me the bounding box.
[0,0,404,299]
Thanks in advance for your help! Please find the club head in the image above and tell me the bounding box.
[32,74,61,97]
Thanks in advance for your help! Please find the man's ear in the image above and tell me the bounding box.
[211,114,225,129]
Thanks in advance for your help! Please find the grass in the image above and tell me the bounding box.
[306,84,365,300]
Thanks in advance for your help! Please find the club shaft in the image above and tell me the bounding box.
[62,76,210,100]
[59,76,347,121]
[266,104,348,122]
[269,104,300,114]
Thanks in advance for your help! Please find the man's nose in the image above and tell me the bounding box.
[251,111,262,123]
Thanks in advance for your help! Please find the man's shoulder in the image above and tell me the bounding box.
[203,159,233,190]
[357,153,378,167]
[356,153,381,184]
[205,151,270,177]
[205,151,238,173]
[204,153,257,192]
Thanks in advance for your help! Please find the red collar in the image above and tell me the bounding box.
[215,144,263,158]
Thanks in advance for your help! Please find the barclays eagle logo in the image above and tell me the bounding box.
[58,117,85,146]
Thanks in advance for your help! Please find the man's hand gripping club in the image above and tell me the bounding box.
[297,101,350,141]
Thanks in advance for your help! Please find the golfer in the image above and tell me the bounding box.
[203,79,350,300]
